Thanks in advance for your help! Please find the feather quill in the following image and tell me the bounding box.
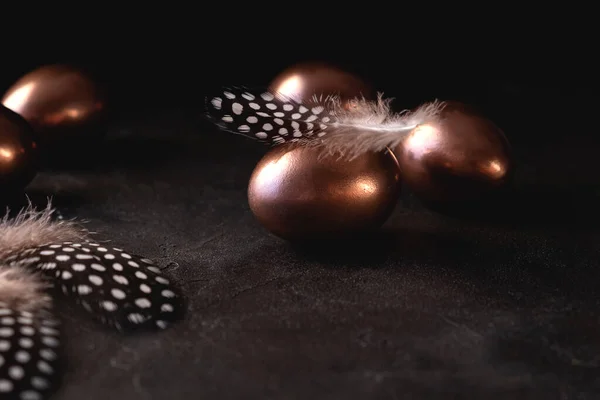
[205,87,446,160]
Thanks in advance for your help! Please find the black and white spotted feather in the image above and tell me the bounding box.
[206,86,446,160]
[0,203,184,332]
[0,266,61,400]
[7,242,183,332]
[206,87,336,144]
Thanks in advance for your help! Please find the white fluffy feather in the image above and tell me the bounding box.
[0,202,82,312]
[0,201,88,260]
[309,94,446,160]
[0,265,52,313]
[0,201,83,313]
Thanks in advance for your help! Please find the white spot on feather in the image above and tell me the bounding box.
[211,97,222,109]
[232,103,243,115]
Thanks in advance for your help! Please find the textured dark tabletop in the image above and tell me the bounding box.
[17,87,600,399]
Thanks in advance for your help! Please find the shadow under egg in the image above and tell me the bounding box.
[287,230,398,267]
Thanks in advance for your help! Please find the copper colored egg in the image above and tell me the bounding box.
[248,143,401,240]
[0,105,38,194]
[268,62,373,106]
[395,102,513,213]
[1,64,105,144]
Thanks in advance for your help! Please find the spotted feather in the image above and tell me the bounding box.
[0,265,62,400]
[0,305,61,400]
[7,242,183,332]
[205,86,337,144]
[206,87,447,160]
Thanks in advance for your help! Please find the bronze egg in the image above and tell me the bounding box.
[395,102,513,213]
[2,64,106,144]
[0,105,38,194]
[248,143,401,240]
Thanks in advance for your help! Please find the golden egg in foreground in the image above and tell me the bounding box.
[268,61,374,105]
[1,64,106,144]
[0,105,38,194]
[248,143,401,240]
[395,102,513,213]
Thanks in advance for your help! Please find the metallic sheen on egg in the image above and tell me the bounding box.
[268,61,373,105]
[2,64,106,143]
[0,105,38,193]
[248,143,401,240]
[395,101,513,212]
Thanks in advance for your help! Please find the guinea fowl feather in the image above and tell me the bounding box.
[206,87,445,159]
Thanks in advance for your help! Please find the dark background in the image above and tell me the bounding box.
[2,23,598,119]
[3,24,600,399]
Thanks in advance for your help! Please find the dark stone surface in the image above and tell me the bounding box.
[16,91,600,399]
